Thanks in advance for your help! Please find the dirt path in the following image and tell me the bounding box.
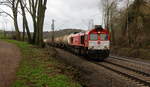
[0,41,21,87]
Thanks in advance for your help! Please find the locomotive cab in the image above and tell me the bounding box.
[86,25,110,59]
[88,30,110,50]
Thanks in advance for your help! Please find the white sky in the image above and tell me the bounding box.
[0,0,104,31]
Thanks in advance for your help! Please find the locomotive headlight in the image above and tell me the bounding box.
[105,46,110,49]
[89,46,94,49]
[104,46,108,49]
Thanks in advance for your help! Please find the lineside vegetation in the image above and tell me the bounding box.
[5,40,82,87]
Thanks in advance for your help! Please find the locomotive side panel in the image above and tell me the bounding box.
[69,33,85,47]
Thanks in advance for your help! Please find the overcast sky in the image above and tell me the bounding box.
[0,0,103,31]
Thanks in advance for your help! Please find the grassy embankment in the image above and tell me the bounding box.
[111,47,150,60]
[5,40,82,87]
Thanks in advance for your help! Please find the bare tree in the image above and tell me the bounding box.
[101,0,116,28]
[101,0,118,44]
[0,0,21,40]
[27,0,47,46]
[27,0,38,44]
[130,0,147,48]
[19,0,32,42]
[109,2,118,45]
[36,0,47,46]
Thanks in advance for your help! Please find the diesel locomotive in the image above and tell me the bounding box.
[45,25,110,60]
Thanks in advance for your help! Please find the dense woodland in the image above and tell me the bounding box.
[101,0,150,48]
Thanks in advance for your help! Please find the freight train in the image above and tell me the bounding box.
[45,25,110,61]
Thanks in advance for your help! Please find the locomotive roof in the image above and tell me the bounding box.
[85,28,109,34]
[70,28,109,37]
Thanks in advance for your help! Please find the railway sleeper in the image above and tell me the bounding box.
[96,63,150,86]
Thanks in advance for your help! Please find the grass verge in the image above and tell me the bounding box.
[111,46,150,60]
[5,40,82,87]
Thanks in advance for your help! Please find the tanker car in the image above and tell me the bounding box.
[45,25,110,60]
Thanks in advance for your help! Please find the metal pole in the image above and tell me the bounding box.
[51,19,55,43]
[91,19,94,29]
[88,20,91,30]
[2,22,6,38]
[4,21,7,37]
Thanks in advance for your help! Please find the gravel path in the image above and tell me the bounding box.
[0,41,21,87]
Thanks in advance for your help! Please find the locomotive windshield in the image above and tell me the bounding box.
[90,34,98,40]
[100,34,108,40]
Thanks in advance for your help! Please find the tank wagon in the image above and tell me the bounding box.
[46,25,110,60]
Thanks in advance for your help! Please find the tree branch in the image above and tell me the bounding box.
[0,10,14,19]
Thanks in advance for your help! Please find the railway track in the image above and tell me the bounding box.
[109,56,150,76]
[94,56,150,87]
[48,45,150,86]
[108,56,150,77]
[110,56,150,67]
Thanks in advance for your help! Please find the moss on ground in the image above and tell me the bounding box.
[5,40,81,87]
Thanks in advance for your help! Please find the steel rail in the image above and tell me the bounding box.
[105,60,150,77]
[95,62,150,86]
[110,55,150,67]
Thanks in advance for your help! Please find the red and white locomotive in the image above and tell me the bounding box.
[46,25,110,60]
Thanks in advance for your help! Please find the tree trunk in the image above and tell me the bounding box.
[13,13,21,40]
[110,10,115,45]
[27,0,47,47]
[23,17,25,41]
[12,0,21,40]
[20,0,32,43]
[32,14,37,44]
[35,0,47,47]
